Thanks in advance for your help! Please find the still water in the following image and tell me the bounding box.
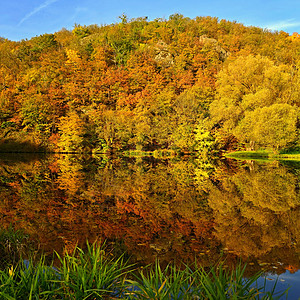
[0,153,300,297]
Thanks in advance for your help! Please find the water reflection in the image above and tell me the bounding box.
[0,154,299,279]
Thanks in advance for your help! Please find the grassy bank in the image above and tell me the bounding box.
[122,149,178,158]
[0,242,288,299]
[225,150,300,161]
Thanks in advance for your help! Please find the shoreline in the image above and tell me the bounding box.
[224,150,300,161]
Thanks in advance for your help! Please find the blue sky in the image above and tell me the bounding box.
[2,0,300,41]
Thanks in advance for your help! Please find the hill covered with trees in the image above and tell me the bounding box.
[1,14,300,153]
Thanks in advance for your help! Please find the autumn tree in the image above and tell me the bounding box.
[235,103,299,151]
[57,111,85,152]
[210,54,300,150]
[1,16,300,152]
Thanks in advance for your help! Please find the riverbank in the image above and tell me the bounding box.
[225,150,300,161]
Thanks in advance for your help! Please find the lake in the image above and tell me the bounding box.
[0,153,299,297]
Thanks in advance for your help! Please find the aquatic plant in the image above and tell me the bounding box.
[55,242,132,299]
[127,261,194,299]
[0,242,289,299]
[0,257,59,299]
[127,261,289,299]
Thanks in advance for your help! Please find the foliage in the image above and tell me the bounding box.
[235,103,299,150]
[195,119,216,156]
[57,111,85,152]
[210,55,300,151]
[1,16,300,152]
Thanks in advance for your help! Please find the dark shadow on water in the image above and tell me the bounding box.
[0,138,49,163]
[0,138,47,154]
[0,152,48,163]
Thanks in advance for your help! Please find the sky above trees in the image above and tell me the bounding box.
[2,0,300,41]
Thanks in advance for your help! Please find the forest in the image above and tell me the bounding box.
[1,14,300,153]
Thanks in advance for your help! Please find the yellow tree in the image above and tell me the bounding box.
[210,55,299,150]
[235,103,299,151]
[57,111,85,152]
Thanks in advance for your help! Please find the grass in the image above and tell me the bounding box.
[225,150,271,159]
[0,242,133,299]
[55,242,132,299]
[0,241,289,299]
[225,149,300,161]
[0,257,59,299]
[127,261,288,300]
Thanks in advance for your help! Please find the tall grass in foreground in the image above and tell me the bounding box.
[0,258,59,299]
[0,242,289,299]
[55,242,131,299]
[128,261,288,300]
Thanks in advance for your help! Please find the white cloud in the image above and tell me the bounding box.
[266,19,300,31]
[18,0,59,26]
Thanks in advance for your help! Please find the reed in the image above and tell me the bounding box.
[190,262,288,300]
[127,261,288,299]
[127,261,194,299]
[0,242,289,299]
[0,258,59,299]
[54,242,133,299]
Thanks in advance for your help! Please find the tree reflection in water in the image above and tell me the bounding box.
[0,154,299,278]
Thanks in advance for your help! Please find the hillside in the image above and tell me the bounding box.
[1,14,300,153]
